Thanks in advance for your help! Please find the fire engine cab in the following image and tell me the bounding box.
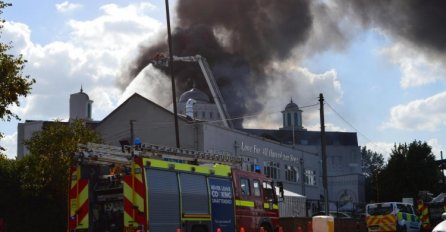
[68,143,283,232]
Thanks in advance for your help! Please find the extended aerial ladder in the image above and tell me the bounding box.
[151,54,234,128]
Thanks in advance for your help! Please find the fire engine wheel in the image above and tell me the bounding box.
[260,223,273,232]
[191,226,207,232]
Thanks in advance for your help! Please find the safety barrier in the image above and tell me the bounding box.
[280,217,367,232]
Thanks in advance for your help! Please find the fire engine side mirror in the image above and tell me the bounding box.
[276,181,284,199]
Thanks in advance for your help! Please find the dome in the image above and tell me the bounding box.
[72,86,90,100]
[285,99,299,110]
[179,88,211,103]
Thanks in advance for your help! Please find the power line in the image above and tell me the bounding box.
[325,102,372,142]
[324,101,389,155]
[159,102,321,128]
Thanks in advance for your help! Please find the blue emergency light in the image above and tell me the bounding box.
[134,137,141,145]
[255,165,261,173]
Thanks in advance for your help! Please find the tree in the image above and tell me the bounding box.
[0,1,35,149]
[361,146,385,202]
[0,154,20,229]
[18,120,101,231]
[378,140,441,202]
[361,146,385,178]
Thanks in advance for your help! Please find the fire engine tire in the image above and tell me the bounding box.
[260,223,273,232]
[191,225,208,232]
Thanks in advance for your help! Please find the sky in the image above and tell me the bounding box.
[1,0,445,161]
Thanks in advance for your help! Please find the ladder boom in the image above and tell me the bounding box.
[173,55,234,128]
[75,143,241,166]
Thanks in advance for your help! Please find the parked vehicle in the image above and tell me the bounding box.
[418,191,446,231]
[68,143,284,232]
[365,202,421,232]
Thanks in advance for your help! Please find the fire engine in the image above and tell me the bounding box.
[68,142,284,232]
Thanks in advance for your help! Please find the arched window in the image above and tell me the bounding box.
[283,114,286,127]
[298,113,302,127]
[294,112,298,127]
[87,103,92,119]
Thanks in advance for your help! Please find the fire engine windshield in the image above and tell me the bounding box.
[367,203,393,216]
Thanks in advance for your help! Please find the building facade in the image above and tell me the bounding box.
[17,88,95,159]
[17,89,365,214]
[95,91,365,213]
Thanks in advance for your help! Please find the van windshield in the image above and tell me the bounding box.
[367,204,393,216]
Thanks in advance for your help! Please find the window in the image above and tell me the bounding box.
[264,161,280,179]
[287,113,291,126]
[304,169,316,186]
[285,165,298,182]
[87,103,92,118]
[194,112,198,118]
[253,180,261,197]
[397,204,411,214]
[263,181,275,203]
[202,111,206,118]
[294,112,298,127]
[242,157,258,172]
[210,112,213,119]
[409,205,416,214]
[283,114,286,127]
[367,203,393,216]
[240,178,250,196]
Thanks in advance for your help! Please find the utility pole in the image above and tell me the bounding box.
[319,93,329,215]
[164,0,180,148]
[442,151,445,192]
[300,157,305,196]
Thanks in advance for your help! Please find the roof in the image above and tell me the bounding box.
[285,101,299,110]
[97,93,191,128]
[241,129,358,146]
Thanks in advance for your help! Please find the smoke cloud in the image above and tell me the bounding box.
[337,0,446,53]
[120,0,446,128]
[120,0,312,128]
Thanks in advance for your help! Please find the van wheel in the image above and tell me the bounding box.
[397,225,407,232]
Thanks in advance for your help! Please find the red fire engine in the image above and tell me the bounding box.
[68,143,283,232]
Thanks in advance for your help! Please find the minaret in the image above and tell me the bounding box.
[280,98,304,131]
[69,86,93,121]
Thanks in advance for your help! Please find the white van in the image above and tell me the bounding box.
[365,202,421,232]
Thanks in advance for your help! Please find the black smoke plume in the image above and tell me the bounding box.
[121,0,312,128]
[338,0,446,52]
[120,0,446,128]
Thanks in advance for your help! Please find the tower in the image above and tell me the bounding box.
[280,98,304,131]
[69,86,93,121]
